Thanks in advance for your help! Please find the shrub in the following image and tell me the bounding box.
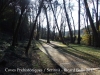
[81,33,91,45]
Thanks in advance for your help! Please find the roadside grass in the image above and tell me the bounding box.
[65,44,100,65]
[59,43,100,66]
[29,43,59,69]
[37,50,58,68]
[69,44,100,59]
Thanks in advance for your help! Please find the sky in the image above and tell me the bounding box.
[41,0,79,31]
[42,0,83,31]
[31,0,100,31]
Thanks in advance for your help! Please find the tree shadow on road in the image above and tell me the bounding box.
[38,41,70,75]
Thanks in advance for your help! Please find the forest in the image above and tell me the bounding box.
[0,0,100,75]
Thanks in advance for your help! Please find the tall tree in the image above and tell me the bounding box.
[52,0,58,41]
[25,0,44,56]
[12,8,25,46]
[84,0,100,47]
[49,1,65,44]
[91,0,99,30]
[77,0,81,44]
[12,0,30,46]
[63,0,73,43]
[36,16,41,40]
[43,5,50,43]
[96,0,99,31]
[69,0,76,40]
[0,0,12,17]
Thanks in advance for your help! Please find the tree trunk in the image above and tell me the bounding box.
[63,0,73,43]
[44,7,50,43]
[12,6,16,38]
[25,0,44,56]
[92,0,99,30]
[84,0,100,47]
[83,13,89,34]
[77,0,81,44]
[50,2,65,44]
[86,13,90,34]
[36,17,41,40]
[96,0,99,30]
[12,9,24,46]
[70,9,75,38]
[69,0,76,38]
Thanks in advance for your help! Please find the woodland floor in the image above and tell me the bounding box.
[0,32,100,75]
[0,33,64,75]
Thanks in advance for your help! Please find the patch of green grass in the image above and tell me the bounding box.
[69,44,100,59]
[57,44,100,65]
[37,50,57,68]
[29,48,57,69]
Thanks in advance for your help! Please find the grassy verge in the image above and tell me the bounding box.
[41,40,100,66]
[67,44,100,65]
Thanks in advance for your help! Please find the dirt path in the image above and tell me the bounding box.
[35,39,100,75]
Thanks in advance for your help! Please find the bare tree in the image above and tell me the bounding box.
[25,0,44,56]
[96,0,99,31]
[77,0,81,44]
[63,0,73,43]
[84,0,100,47]
[36,16,41,40]
[43,5,50,43]
[91,0,99,30]
[49,1,65,44]
[69,0,76,42]
[12,0,30,46]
